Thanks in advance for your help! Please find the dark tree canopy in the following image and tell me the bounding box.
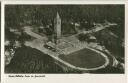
[5,46,64,73]
[5,5,124,29]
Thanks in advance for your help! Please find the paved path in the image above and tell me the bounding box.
[24,26,110,71]
[24,26,47,40]
[80,24,111,34]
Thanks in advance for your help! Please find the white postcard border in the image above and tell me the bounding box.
[1,1,127,83]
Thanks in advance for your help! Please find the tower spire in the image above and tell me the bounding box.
[53,12,61,44]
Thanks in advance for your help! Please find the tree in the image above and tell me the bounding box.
[5,46,64,73]
[77,33,90,42]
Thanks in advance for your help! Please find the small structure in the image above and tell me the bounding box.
[9,28,21,35]
[87,35,97,43]
[5,40,10,46]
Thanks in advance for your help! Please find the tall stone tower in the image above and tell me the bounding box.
[54,12,61,44]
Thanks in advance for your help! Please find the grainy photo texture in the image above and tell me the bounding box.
[5,5,125,74]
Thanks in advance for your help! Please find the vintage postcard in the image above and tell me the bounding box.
[1,1,127,83]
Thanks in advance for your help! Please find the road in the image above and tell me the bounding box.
[23,26,110,71]
[79,23,117,35]
[24,26,47,40]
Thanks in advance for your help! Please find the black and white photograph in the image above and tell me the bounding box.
[4,4,125,74]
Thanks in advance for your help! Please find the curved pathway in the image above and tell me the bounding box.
[24,26,110,71]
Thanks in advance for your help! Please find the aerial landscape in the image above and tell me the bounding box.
[5,5,124,74]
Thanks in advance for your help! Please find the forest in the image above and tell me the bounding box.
[5,5,124,30]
